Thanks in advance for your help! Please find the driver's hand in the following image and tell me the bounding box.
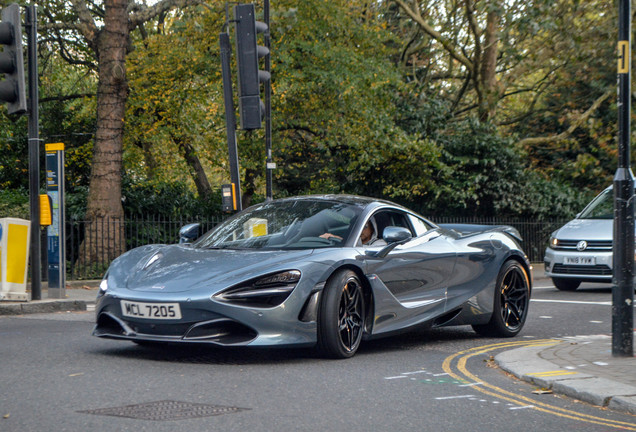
[319,233,342,240]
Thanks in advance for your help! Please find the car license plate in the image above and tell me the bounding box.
[564,256,596,266]
[121,301,182,320]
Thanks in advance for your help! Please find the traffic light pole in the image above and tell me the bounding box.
[613,0,634,357]
[26,5,41,300]
[264,0,273,201]
[220,31,242,211]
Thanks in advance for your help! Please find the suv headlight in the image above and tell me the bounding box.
[549,236,559,249]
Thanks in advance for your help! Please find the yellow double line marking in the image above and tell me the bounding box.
[442,340,636,430]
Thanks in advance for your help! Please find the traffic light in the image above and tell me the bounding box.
[234,3,269,130]
[0,3,25,115]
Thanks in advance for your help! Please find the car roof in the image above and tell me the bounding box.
[272,194,403,209]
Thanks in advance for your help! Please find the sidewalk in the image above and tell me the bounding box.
[496,335,636,415]
[496,262,636,415]
[0,280,99,315]
[1,267,635,415]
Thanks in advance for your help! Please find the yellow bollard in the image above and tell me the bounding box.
[0,218,31,301]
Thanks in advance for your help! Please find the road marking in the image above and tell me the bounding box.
[435,395,474,400]
[442,340,636,430]
[527,370,578,377]
[509,405,535,410]
[531,299,611,306]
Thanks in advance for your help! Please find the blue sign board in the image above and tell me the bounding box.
[46,143,65,298]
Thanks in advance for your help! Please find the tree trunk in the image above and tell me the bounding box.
[242,168,259,208]
[173,134,213,200]
[80,0,128,264]
[478,10,500,122]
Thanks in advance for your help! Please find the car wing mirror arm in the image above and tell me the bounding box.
[365,226,412,259]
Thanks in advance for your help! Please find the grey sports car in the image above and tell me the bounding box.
[93,195,532,358]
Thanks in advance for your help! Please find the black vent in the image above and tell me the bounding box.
[552,264,612,276]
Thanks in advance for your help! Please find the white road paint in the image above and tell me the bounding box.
[509,405,535,410]
[459,382,483,387]
[531,299,611,306]
[435,395,475,400]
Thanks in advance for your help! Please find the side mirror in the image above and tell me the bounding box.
[366,226,412,259]
[179,223,201,244]
[383,226,412,244]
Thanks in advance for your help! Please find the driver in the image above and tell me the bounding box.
[359,218,385,246]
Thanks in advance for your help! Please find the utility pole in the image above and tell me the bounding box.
[613,0,634,357]
[26,5,40,300]
[264,0,273,201]
[220,30,242,211]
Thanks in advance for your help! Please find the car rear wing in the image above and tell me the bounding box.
[438,224,523,244]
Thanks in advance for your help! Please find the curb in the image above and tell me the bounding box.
[0,299,88,315]
[0,280,99,316]
[495,343,636,415]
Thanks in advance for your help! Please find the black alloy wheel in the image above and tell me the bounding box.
[473,260,530,337]
[318,269,366,359]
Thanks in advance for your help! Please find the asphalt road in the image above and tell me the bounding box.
[0,277,634,431]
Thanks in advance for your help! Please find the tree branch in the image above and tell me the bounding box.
[393,0,474,74]
[40,93,96,103]
[516,89,614,147]
[69,0,99,45]
[129,0,206,28]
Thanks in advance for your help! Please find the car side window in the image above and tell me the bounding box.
[372,210,413,239]
[408,214,433,237]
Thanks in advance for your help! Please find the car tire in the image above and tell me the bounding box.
[472,260,530,338]
[552,277,580,291]
[318,269,365,359]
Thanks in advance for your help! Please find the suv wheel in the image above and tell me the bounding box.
[552,277,580,291]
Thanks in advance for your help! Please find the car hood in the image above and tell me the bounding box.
[109,244,317,293]
[554,219,613,240]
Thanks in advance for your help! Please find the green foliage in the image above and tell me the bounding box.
[125,6,226,190]
[121,177,223,219]
[0,113,28,190]
[0,0,617,226]
[0,188,29,219]
[271,0,441,200]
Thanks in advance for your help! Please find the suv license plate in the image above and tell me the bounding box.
[121,301,182,320]
[564,256,596,266]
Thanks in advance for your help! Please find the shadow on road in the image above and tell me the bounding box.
[90,325,484,364]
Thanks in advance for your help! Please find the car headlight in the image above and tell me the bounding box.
[549,236,559,249]
[99,279,108,292]
[214,270,301,308]
[97,273,109,298]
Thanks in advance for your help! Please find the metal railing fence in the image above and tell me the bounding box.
[66,216,223,280]
[62,215,566,280]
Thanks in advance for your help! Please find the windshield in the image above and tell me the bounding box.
[578,189,614,219]
[194,199,361,250]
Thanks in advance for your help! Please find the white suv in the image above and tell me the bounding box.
[544,187,616,291]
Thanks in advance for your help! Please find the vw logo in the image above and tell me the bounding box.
[576,240,588,251]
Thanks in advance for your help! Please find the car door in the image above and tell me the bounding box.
[364,211,457,314]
